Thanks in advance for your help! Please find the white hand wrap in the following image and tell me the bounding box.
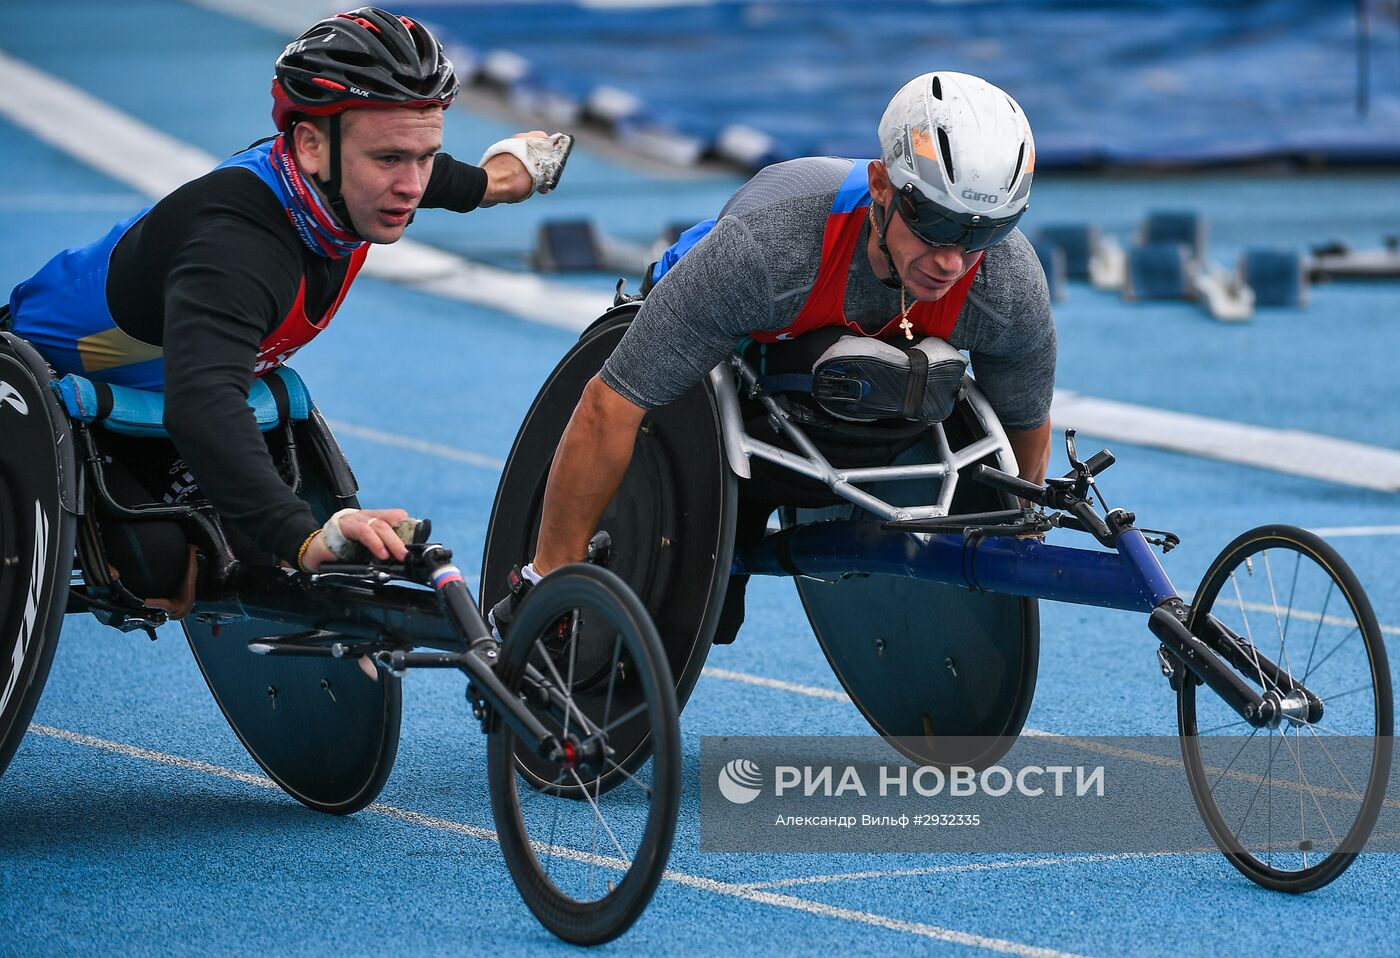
[479,132,574,195]
[321,508,360,561]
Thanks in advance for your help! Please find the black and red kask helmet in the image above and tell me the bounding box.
[272,6,459,131]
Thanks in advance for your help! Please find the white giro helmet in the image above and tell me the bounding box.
[876,72,1034,253]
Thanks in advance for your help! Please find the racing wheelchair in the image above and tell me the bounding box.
[0,328,680,945]
[485,299,1393,893]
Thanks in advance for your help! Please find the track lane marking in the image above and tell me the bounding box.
[24,724,1090,958]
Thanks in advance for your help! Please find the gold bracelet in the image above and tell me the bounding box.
[296,528,323,572]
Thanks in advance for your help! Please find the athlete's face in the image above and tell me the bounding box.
[866,161,980,301]
[295,107,443,244]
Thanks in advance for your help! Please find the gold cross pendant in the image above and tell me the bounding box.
[899,316,914,340]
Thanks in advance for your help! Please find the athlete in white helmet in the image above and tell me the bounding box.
[494,72,1054,645]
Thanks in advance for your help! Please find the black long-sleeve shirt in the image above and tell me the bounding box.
[104,153,487,562]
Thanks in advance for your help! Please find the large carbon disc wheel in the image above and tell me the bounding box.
[1179,525,1393,892]
[483,305,734,788]
[790,383,1038,769]
[182,412,400,815]
[0,335,78,779]
[487,564,680,945]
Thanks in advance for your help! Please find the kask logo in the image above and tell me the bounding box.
[718,759,763,804]
[0,381,29,417]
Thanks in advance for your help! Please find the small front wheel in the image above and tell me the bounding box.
[1178,524,1393,892]
[486,564,680,945]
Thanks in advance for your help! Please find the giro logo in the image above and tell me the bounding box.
[0,381,29,417]
[718,759,764,804]
[0,501,49,718]
[961,189,1000,204]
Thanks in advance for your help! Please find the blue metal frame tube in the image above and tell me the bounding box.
[734,521,1169,614]
[1113,528,1181,608]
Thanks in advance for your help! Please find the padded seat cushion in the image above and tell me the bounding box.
[51,366,311,437]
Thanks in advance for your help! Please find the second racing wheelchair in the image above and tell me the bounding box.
[0,326,680,945]
[485,297,1393,893]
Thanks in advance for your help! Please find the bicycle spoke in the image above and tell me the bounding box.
[1304,724,1364,805]
[1315,682,1376,705]
[1229,572,1270,691]
[564,612,580,741]
[1197,717,1253,734]
[1280,727,1342,850]
[1210,726,1261,795]
[518,767,573,810]
[588,771,601,898]
[1261,550,1298,685]
[1301,624,1361,686]
[1300,580,1337,684]
[600,631,624,732]
[1230,729,1284,847]
[599,701,649,738]
[570,768,632,865]
[604,757,654,799]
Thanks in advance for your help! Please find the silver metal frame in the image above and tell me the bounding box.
[708,353,1018,522]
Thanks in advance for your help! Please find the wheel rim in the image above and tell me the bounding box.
[1180,528,1393,887]
[488,568,679,944]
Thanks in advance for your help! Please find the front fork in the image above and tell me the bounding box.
[1150,598,1324,729]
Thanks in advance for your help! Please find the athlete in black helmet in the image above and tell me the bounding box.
[7,7,572,607]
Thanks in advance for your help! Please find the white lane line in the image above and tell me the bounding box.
[737,852,1189,890]
[5,48,1397,491]
[1217,598,1400,638]
[1052,391,1400,493]
[26,724,1085,958]
[327,420,506,471]
[1308,524,1400,538]
[0,50,604,331]
[700,666,852,703]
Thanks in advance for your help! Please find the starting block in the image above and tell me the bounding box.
[533,218,652,274]
[1241,248,1308,308]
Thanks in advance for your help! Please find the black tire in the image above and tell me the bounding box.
[487,564,680,945]
[0,335,79,779]
[1178,524,1393,892]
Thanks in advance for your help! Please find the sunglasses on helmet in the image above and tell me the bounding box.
[894,186,1024,253]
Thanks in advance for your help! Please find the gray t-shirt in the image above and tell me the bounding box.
[601,157,1056,431]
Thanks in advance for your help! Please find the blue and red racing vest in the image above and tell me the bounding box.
[651,160,981,345]
[8,140,367,390]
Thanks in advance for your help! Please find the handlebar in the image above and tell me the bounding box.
[970,462,1116,545]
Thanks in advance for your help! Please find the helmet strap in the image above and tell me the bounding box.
[868,201,903,291]
[313,114,364,240]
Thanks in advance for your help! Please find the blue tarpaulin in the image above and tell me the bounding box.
[402,0,1400,170]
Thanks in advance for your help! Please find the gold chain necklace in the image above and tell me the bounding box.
[870,206,915,340]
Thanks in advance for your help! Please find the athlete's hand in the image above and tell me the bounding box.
[300,508,411,571]
[480,131,574,204]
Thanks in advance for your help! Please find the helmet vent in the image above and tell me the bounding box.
[1008,141,1026,189]
[931,76,943,100]
[1006,95,1018,114]
[937,127,955,183]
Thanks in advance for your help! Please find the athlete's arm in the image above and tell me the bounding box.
[532,376,647,574]
[1007,420,1052,486]
[532,215,774,572]
[960,230,1057,487]
[418,153,488,211]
